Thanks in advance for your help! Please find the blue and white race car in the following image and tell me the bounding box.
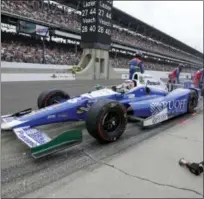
[1,80,202,158]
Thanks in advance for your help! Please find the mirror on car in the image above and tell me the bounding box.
[145,86,151,94]
[111,85,117,92]
[95,84,103,90]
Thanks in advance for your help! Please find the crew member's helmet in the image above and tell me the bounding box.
[135,53,143,59]
[178,63,184,68]
[178,63,184,72]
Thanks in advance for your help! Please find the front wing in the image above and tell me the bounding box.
[11,126,82,158]
[1,109,84,159]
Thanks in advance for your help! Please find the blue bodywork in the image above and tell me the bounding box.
[1,85,201,130]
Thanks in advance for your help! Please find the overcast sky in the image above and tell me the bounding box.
[113,1,203,53]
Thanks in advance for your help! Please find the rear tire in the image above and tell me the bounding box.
[85,100,127,143]
[37,89,70,109]
[201,88,204,97]
[187,90,198,113]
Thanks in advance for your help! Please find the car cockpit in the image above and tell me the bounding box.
[111,80,142,94]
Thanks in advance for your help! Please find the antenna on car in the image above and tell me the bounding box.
[144,79,150,94]
[145,82,148,88]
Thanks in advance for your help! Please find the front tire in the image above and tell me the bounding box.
[37,89,70,109]
[85,100,127,143]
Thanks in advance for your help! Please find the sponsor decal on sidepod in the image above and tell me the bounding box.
[150,99,187,115]
[144,99,188,126]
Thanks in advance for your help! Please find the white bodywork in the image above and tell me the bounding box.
[131,72,168,91]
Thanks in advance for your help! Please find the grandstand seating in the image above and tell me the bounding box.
[1,32,193,73]
[1,0,202,72]
[2,32,80,65]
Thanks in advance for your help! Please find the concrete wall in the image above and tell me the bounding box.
[114,68,191,79]
[75,49,114,80]
[1,61,73,69]
[1,62,75,82]
[1,73,75,82]
[1,62,192,82]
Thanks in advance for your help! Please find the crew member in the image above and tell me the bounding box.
[193,68,204,89]
[168,63,184,84]
[128,54,145,79]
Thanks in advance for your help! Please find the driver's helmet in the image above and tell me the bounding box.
[122,80,136,90]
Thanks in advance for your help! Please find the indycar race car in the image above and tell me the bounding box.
[1,81,202,158]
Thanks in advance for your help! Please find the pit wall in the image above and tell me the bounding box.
[1,61,191,82]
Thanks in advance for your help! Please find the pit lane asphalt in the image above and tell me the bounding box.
[1,80,200,198]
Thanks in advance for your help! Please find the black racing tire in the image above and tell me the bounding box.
[201,88,204,97]
[85,99,127,143]
[37,89,70,109]
[187,90,198,113]
[200,82,204,96]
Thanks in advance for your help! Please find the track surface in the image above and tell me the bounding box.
[1,80,201,198]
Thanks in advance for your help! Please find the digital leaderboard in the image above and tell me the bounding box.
[81,0,113,50]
